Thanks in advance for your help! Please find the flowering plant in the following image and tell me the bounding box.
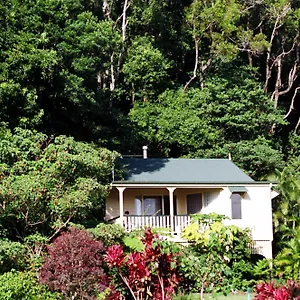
[104,228,181,300]
[254,280,300,300]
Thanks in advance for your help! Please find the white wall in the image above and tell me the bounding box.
[106,185,273,257]
[205,186,273,242]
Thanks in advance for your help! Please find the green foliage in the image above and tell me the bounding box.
[129,66,284,177]
[180,214,253,295]
[0,239,26,273]
[186,0,241,62]
[0,128,118,238]
[191,213,228,228]
[122,37,171,102]
[24,233,49,271]
[123,236,145,252]
[0,270,61,300]
[0,0,122,144]
[88,223,126,248]
[274,228,300,281]
[251,258,273,281]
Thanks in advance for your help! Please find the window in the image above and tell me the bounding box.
[135,195,176,215]
[144,196,162,215]
[231,193,242,219]
[187,193,203,214]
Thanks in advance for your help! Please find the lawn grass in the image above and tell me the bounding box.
[173,293,251,300]
[206,294,250,299]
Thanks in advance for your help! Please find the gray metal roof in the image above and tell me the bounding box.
[114,158,254,184]
[229,186,248,192]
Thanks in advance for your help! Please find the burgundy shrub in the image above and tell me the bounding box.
[39,228,109,300]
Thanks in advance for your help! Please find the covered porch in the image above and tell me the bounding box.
[106,185,223,234]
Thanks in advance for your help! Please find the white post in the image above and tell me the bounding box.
[167,187,176,232]
[117,187,126,227]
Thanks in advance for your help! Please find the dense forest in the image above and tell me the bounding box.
[0,0,299,175]
[0,0,299,299]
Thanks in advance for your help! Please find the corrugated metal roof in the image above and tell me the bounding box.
[115,158,254,184]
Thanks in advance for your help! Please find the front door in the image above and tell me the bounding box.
[187,193,203,214]
[163,196,177,215]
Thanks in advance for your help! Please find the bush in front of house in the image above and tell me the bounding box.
[253,280,300,299]
[180,213,253,296]
[88,222,126,247]
[39,227,113,300]
[0,239,27,273]
[104,228,181,299]
[0,270,61,300]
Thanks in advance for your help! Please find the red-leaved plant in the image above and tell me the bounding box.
[254,280,300,300]
[104,228,181,300]
[39,227,116,299]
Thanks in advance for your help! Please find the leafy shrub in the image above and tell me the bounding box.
[251,258,274,281]
[254,281,300,299]
[180,214,253,295]
[88,223,126,247]
[179,247,231,297]
[0,239,26,273]
[0,270,61,300]
[0,128,117,238]
[104,228,181,299]
[275,229,300,281]
[24,233,49,271]
[39,227,110,299]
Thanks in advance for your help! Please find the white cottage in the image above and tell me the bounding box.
[106,156,277,258]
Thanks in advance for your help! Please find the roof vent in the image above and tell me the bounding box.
[142,146,148,159]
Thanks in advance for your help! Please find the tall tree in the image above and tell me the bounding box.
[0,127,117,239]
[129,65,285,177]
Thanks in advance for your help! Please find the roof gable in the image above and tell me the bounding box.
[115,158,254,184]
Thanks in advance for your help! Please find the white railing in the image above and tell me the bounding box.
[124,215,171,231]
[123,215,191,234]
[174,215,191,234]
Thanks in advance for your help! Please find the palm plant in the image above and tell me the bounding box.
[275,227,300,281]
[273,166,300,240]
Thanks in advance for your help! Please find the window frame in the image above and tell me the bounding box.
[186,193,204,214]
[135,195,177,216]
[231,192,242,219]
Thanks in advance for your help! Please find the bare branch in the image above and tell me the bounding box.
[295,117,300,133]
[48,215,73,241]
[184,38,199,91]
[264,4,290,93]
[117,0,131,74]
[103,0,112,21]
[284,87,300,119]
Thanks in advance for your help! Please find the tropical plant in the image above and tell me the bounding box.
[251,258,274,281]
[254,281,300,300]
[104,228,181,300]
[274,166,300,239]
[275,228,300,281]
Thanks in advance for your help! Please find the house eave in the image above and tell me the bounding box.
[111,181,273,188]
